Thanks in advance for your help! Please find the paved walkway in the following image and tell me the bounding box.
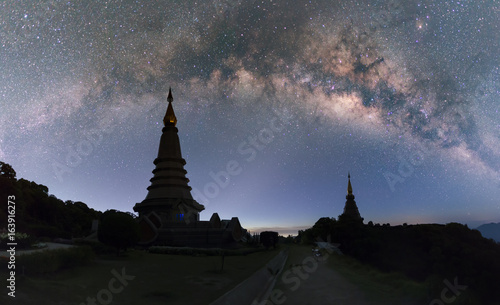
[210,249,289,305]
[0,242,74,257]
[269,246,370,305]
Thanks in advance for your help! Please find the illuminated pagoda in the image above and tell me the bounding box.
[339,173,363,223]
[133,88,243,247]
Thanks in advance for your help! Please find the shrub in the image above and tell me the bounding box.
[260,231,279,249]
[16,246,94,274]
[148,246,264,256]
[37,236,52,243]
[98,210,139,256]
[0,232,35,250]
[73,239,116,255]
[26,224,68,239]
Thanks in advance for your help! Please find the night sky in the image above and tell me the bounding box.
[1,0,499,235]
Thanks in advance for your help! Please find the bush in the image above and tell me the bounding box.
[260,231,279,249]
[37,236,52,243]
[73,239,116,255]
[26,224,68,239]
[16,246,94,274]
[0,232,35,250]
[148,246,264,256]
[98,210,139,255]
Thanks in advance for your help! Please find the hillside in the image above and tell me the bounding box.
[0,161,101,241]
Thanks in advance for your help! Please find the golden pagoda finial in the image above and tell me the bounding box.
[347,172,353,195]
[163,87,177,126]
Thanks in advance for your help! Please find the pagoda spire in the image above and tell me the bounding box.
[340,172,363,223]
[163,87,177,126]
[347,172,353,195]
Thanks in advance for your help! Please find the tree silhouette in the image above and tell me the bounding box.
[312,217,336,241]
[0,162,101,239]
[260,231,278,249]
[98,210,139,256]
[0,161,16,180]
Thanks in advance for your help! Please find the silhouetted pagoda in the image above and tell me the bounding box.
[133,88,243,247]
[339,173,363,223]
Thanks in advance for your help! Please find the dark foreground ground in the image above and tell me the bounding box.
[269,245,430,305]
[0,247,280,305]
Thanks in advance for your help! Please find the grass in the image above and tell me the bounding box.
[0,246,281,305]
[326,250,482,304]
[272,244,429,305]
[326,252,429,305]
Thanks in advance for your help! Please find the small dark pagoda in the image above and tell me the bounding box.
[339,173,363,223]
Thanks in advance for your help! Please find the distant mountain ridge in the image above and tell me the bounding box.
[476,222,500,242]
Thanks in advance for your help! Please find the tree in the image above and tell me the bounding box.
[98,210,139,256]
[312,217,336,241]
[260,231,279,249]
[0,161,16,180]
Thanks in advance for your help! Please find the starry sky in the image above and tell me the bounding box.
[1,0,499,235]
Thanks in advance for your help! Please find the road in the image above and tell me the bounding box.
[268,245,370,305]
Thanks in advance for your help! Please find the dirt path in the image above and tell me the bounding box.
[269,246,370,305]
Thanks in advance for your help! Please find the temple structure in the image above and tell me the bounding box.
[339,173,363,223]
[133,88,243,247]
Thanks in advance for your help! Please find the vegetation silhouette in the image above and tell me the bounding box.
[97,209,140,256]
[260,231,279,249]
[0,161,101,240]
[0,161,16,180]
[298,217,500,304]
